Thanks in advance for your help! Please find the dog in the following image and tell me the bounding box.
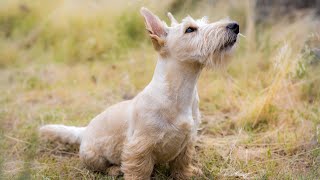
[40,7,239,179]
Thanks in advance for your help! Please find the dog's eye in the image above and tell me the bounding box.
[185,27,197,33]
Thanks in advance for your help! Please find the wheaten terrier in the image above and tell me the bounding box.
[40,7,239,179]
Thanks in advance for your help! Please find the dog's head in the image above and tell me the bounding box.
[140,7,239,68]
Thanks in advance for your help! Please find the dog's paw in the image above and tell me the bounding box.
[106,166,123,177]
[192,165,203,175]
[171,165,203,180]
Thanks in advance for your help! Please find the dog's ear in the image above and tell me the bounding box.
[140,7,166,51]
[167,12,178,26]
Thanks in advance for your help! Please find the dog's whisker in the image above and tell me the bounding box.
[239,33,246,38]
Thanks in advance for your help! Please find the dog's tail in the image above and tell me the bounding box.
[39,124,86,145]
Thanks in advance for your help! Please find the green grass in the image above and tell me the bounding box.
[0,0,320,179]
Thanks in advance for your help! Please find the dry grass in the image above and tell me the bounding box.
[0,0,319,179]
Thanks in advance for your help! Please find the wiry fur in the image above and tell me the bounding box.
[39,125,85,145]
[39,7,238,179]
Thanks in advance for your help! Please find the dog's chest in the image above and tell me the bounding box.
[153,115,194,163]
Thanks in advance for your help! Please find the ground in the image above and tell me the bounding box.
[0,0,320,179]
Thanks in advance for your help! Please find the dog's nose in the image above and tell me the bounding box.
[227,23,239,34]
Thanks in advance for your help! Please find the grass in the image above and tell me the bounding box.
[0,0,320,179]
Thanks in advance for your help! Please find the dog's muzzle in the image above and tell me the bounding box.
[227,23,239,35]
[221,22,239,49]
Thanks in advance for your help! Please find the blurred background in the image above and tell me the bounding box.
[0,0,319,179]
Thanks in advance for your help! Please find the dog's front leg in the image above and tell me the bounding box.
[121,136,155,180]
[169,141,198,179]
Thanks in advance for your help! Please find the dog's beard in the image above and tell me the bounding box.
[220,32,238,51]
[201,29,238,69]
[203,52,229,70]
[204,37,237,70]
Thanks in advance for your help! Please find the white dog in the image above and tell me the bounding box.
[40,7,239,179]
